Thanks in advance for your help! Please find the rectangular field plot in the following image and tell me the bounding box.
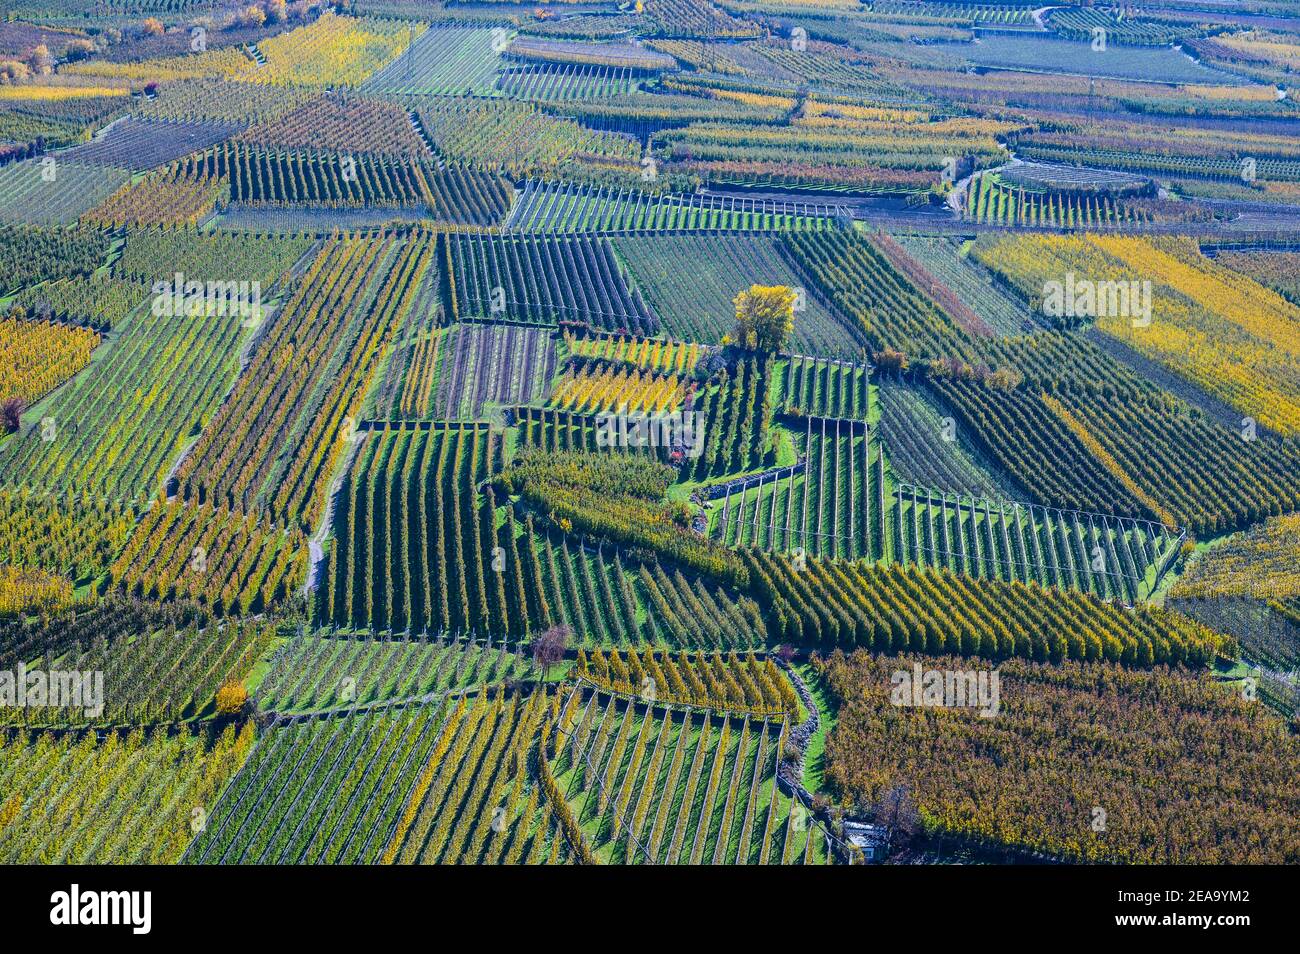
[0,316,99,407]
[3,723,253,865]
[508,180,849,235]
[878,378,1015,499]
[530,526,765,650]
[513,405,672,460]
[552,688,835,865]
[964,174,1158,229]
[448,232,658,334]
[8,274,146,330]
[778,355,870,420]
[317,424,514,637]
[187,143,512,224]
[550,362,686,415]
[184,705,449,865]
[632,558,767,650]
[495,62,641,101]
[613,233,866,356]
[930,34,1245,85]
[566,332,702,375]
[893,234,1040,336]
[58,117,241,171]
[399,323,557,421]
[362,26,505,96]
[893,485,1183,603]
[710,417,880,561]
[0,159,130,226]
[255,634,528,714]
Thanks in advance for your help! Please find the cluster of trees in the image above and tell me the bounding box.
[0,488,134,582]
[500,448,748,587]
[1,47,44,82]
[139,0,315,39]
[817,650,1300,863]
[731,284,795,353]
[1,312,98,408]
[0,566,78,621]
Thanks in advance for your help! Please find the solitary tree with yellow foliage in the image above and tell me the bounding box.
[216,681,250,715]
[732,284,795,353]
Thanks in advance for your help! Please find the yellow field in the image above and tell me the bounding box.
[83,166,228,229]
[0,317,100,407]
[1091,235,1300,437]
[63,46,254,82]
[1182,83,1279,102]
[973,233,1300,437]
[0,85,129,102]
[0,565,78,618]
[236,13,425,87]
[1217,31,1300,71]
[566,333,702,375]
[61,14,419,87]
[802,100,931,123]
[550,365,686,415]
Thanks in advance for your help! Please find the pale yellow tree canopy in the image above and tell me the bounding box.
[732,284,795,353]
